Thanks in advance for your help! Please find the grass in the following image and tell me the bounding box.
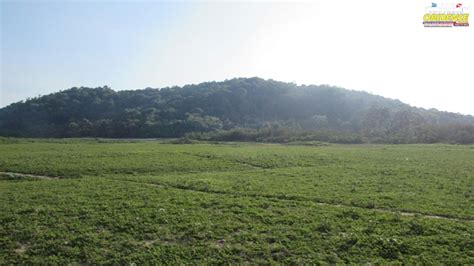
[0,139,473,264]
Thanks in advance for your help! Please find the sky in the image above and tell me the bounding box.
[1,0,473,115]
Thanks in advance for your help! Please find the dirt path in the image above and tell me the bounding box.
[0,172,60,180]
[112,178,473,222]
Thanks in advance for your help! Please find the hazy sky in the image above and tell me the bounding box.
[1,1,473,115]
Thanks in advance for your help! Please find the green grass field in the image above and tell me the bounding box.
[1,139,473,264]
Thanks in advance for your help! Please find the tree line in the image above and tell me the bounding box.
[1,77,473,143]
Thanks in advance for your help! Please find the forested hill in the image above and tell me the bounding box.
[1,77,473,143]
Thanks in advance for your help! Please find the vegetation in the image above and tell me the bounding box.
[1,78,473,143]
[1,139,473,264]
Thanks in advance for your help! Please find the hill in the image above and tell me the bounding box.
[1,77,473,143]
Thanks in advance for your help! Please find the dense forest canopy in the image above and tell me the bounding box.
[1,77,473,143]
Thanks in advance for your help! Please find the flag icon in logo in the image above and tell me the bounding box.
[432,3,437,7]
[456,3,462,8]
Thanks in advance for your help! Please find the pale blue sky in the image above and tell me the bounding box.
[1,1,473,115]
[1,1,189,103]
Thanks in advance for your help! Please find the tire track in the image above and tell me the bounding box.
[3,171,471,222]
[0,172,61,180]
[110,178,474,222]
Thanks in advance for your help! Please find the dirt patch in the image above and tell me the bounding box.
[14,243,29,254]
